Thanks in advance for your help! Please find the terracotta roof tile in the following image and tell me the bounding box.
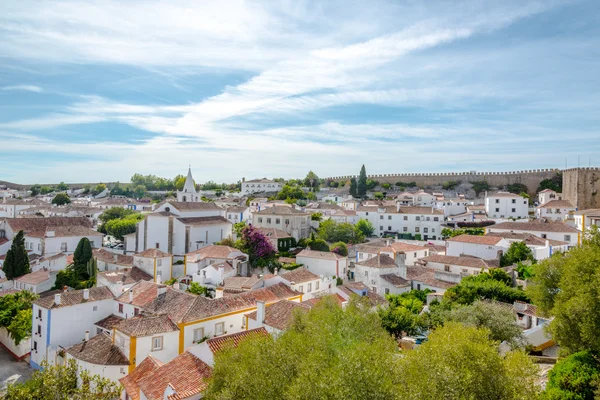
[296,249,345,260]
[380,274,410,287]
[120,356,163,400]
[257,227,291,239]
[406,266,456,289]
[490,221,579,233]
[6,217,92,237]
[447,234,503,245]
[255,206,308,215]
[176,216,231,226]
[537,200,575,209]
[116,314,179,337]
[165,201,223,211]
[356,254,397,268]
[137,352,212,400]
[136,248,171,258]
[97,267,152,285]
[93,248,133,266]
[94,314,125,330]
[280,267,320,284]
[245,301,310,331]
[185,245,242,259]
[66,334,129,366]
[34,286,113,309]
[421,254,497,269]
[206,327,269,354]
[15,269,54,285]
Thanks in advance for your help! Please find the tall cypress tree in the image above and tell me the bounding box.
[349,178,358,197]
[358,164,368,196]
[73,238,93,280]
[4,231,30,280]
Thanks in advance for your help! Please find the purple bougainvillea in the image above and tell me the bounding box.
[241,225,276,266]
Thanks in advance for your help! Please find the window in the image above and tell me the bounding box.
[434,217,439,222]
[267,218,271,224]
[151,336,163,351]
[444,265,450,272]
[365,212,369,216]
[432,228,435,233]
[495,199,500,204]
[37,243,41,251]
[426,217,430,221]
[359,253,363,259]
[385,288,390,295]
[275,218,280,224]
[388,226,392,231]
[38,309,42,319]
[413,252,417,257]
[97,328,103,335]
[61,242,67,252]
[541,234,547,239]
[118,303,124,313]
[462,268,469,274]
[258,218,263,223]
[315,281,319,290]
[33,341,37,351]
[388,215,392,220]
[424,228,428,233]
[403,227,408,232]
[512,199,516,204]
[564,235,571,242]
[495,208,500,212]
[555,209,561,213]
[416,216,420,221]
[90,241,95,247]
[511,208,516,213]
[134,308,139,316]
[93,306,98,312]
[380,215,383,220]
[37,325,41,335]
[156,242,160,249]
[215,322,225,336]
[285,219,290,225]
[379,226,383,231]
[364,271,368,278]
[299,285,304,293]
[157,259,162,267]
[193,328,205,342]
[415,227,420,233]
[403,216,408,220]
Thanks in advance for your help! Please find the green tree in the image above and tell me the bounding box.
[505,183,529,195]
[442,180,461,190]
[329,241,348,256]
[444,270,529,305]
[104,214,143,240]
[133,184,147,198]
[4,359,122,400]
[51,192,71,205]
[92,183,107,196]
[527,226,600,354]
[317,219,364,244]
[358,164,367,196]
[502,241,535,266]
[542,351,600,400]
[0,290,38,345]
[441,227,484,239]
[204,297,399,400]
[373,191,384,200]
[471,180,490,196]
[174,174,186,190]
[73,237,93,280]
[187,282,210,297]
[379,306,422,337]
[29,184,41,196]
[537,173,563,194]
[396,323,539,399]
[275,184,307,201]
[304,171,320,192]
[310,212,322,222]
[56,181,69,191]
[3,231,30,280]
[349,177,358,197]
[355,219,375,237]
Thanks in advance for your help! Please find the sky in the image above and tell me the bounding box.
[1,0,599,185]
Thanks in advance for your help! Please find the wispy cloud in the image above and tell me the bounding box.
[2,85,43,93]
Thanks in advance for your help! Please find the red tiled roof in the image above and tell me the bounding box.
[185,245,241,259]
[296,249,345,260]
[66,333,129,366]
[381,274,410,287]
[447,234,503,245]
[206,327,269,354]
[6,217,92,237]
[280,267,320,284]
[97,267,152,285]
[421,255,498,269]
[15,269,53,285]
[490,221,579,233]
[136,248,171,258]
[116,281,162,307]
[94,314,124,330]
[356,254,397,268]
[245,300,310,331]
[116,314,179,337]
[176,216,231,226]
[137,352,212,400]
[34,287,113,309]
[120,356,163,400]
[93,248,133,266]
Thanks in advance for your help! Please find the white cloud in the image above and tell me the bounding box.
[2,85,43,93]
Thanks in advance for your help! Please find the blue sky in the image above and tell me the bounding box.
[1,0,599,184]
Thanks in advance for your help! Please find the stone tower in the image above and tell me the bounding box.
[563,168,600,210]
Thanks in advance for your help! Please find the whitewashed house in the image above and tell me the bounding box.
[30,287,115,370]
[446,234,507,259]
[295,249,348,278]
[486,221,580,247]
[485,192,529,219]
[12,269,57,294]
[535,200,576,222]
[538,189,562,206]
[356,241,430,266]
[354,253,410,295]
[573,209,600,232]
[245,301,309,335]
[252,206,311,240]
[184,245,248,284]
[132,249,173,283]
[418,254,496,276]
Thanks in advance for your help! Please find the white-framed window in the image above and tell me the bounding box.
[403,216,408,220]
[512,199,516,204]
[495,199,500,204]
[61,242,67,252]
[92,306,98,311]
[385,288,390,294]
[299,285,304,293]
[151,336,163,351]
[258,218,263,223]
[416,216,420,221]
[495,208,500,212]
[315,281,319,290]
[434,217,439,222]
[388,215,392,220]
[444,265,450,272]
[307,283,312,292]
[511,208,516,213]
[90,241,95,247]
[193,328,205,342]
[364,271,368,278]
[380,215,383,220]
[564,235,571,242]
[157,258,162,267]
[215,322,225,336]
[403,227,408,232]
[276,218,280,224]
[285,219,290,225]
[424,228,428,233]
[267,218,272,224]
[415,227,420,233]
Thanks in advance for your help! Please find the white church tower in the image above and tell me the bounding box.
[177,167,200,202]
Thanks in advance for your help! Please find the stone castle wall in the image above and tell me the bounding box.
[563,167,600,210]
[325,169,561,196]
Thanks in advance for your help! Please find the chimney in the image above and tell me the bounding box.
[215,287,224,299]
[396,252,407,280]
[115,281,123,296]
[256,300,266,326]
[274,267,278,276]
[129,289,133,302]
[54,293,61,305]
[84,330,89,342]
[157,285,167,296]
[83,289,89,300]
